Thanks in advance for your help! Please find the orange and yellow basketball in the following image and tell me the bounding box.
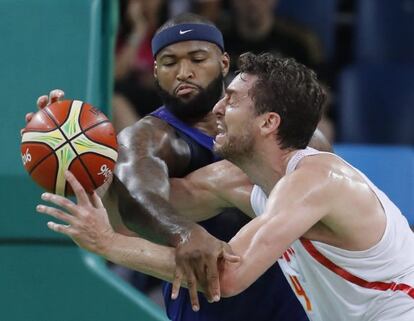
[21,100,118,195]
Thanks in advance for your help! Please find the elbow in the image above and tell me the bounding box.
[220,269,247,298]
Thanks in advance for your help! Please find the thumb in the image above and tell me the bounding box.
[223,252,241,263]
[222,243,241,263]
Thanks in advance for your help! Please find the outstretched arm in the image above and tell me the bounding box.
[37,165,331,301]
[169,160,255,221]
[218,167,333,296]
[37,171,240,308]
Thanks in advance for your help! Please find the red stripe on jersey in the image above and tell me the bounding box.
[300,238,414,299]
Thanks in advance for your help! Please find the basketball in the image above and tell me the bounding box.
[21,100,118,196]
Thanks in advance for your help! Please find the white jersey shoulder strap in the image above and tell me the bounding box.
[286,147,320,175]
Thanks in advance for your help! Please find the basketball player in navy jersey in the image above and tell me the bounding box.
[31,14,323,321]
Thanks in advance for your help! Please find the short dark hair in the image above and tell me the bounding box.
[238,52,327,150]
[156,13,216,34]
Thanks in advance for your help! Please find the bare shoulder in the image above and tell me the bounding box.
[117,116,176,149]
[290,153,373,218]
[299,153,363,184]
[270,154,338,209]
[116,116,190,168]
[293,152,386,249]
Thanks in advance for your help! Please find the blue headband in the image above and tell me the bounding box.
[151,23,224,57]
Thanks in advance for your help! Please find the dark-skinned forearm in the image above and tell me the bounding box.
[114,156,197,246]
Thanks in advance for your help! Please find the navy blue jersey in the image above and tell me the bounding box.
[150,107,308,321]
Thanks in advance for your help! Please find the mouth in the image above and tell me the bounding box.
[175,84,199,97]
[214,121,227,144]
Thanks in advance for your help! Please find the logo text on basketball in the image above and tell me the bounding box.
[98,164,112,182]
[22,148,32,166]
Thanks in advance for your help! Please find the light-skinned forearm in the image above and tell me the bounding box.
[100,231,245,297]
[102,232,176,283]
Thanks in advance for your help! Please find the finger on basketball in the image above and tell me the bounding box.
[36,95,48,109]
[65,171,90,206]
[25,112,35,123]
[49,89,64,104]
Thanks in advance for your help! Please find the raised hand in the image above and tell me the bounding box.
[36,171,115,255]
[21,89,65,135]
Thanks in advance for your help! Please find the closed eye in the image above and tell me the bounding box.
[192,58,206,63]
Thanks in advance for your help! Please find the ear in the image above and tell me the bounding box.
[153,60,158,79]
[259,112,281,137]
[221,52,230,77]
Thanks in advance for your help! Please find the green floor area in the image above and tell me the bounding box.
[1,245,167,321]
[0,1,168,320]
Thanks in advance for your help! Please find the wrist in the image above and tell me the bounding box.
[170,222,199,247]
[96,230,117,257]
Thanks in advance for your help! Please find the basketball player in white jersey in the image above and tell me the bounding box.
[37,53,414,320]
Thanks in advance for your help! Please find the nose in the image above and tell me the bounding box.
[213,96,226,116]
[176,60,194,81]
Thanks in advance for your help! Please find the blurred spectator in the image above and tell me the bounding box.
[222,0,324,78]
[219,0,334,142]
[169,0,222,22]
[113,0,167,132]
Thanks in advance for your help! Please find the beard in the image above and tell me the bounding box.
[155,73,224,122]
[214,127,256,164]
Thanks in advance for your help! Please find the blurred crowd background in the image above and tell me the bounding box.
[111,0,414,146]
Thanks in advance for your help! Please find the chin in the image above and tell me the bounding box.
[213,137,226,151]
[213,143,222,155]
[213,144,229,159]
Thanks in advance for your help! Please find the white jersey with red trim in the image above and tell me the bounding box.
[250,147,414,321]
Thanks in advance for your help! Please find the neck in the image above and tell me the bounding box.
[236,142,297,195]
[190,112,218,137]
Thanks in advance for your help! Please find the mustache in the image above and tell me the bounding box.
[155,73,224,122]
[173,81,202,95]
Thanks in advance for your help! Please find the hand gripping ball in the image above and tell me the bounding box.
[21,100,118,195]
